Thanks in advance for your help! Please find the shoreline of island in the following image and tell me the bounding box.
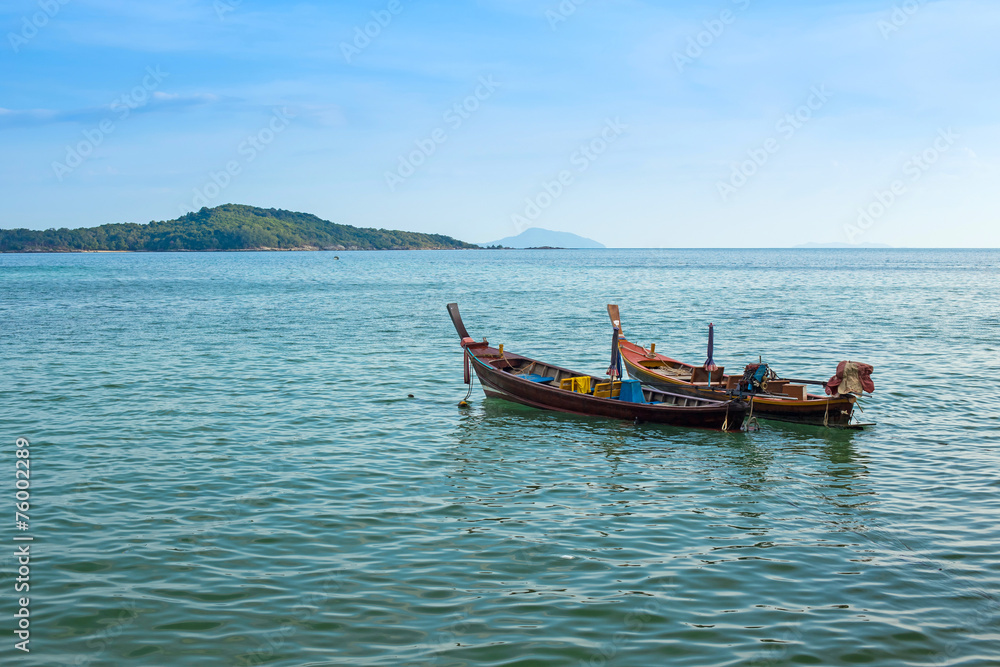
[0,204,483,254]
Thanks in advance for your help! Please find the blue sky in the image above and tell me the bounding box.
[1,0,997,247]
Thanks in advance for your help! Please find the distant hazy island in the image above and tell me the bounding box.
[0,204,479,252]
[482,227,605,249]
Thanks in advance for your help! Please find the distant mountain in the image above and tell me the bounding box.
[794,242,893,249]
[483,227,605,249]
[0,204,479,252]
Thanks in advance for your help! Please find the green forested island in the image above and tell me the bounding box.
[0,204,479,252]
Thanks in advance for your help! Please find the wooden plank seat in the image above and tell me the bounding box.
[560,376,592,394]
[690,367,725,384]
[767,379,789,392]
[782,384,807,400]
[593,381,622,398]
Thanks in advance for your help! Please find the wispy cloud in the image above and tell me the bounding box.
[0,93,221,129]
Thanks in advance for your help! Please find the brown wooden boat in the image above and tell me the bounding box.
[607,305,867,428]
[448,303,747,431]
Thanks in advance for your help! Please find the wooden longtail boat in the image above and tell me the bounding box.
[607,305,864,428]
[448,303,748,431]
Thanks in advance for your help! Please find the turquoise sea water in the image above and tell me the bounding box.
[1,248,999,666]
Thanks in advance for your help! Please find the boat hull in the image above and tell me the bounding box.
[619,340,856,427]
[468,351,745,431]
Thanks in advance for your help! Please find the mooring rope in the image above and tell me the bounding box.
[459,350,475,406]
[743,396,759,431]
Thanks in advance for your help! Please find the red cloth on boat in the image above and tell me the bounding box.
[825,361,874,396]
